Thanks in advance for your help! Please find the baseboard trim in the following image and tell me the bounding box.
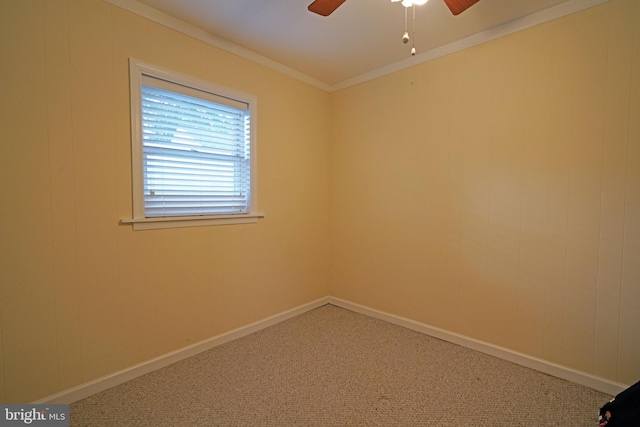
[35,297,331,404]
[327,296,628,396]
[36,294,626,404]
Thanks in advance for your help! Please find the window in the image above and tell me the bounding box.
[123,59,261,230]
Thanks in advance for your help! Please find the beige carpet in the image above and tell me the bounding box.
[71,304,611,426]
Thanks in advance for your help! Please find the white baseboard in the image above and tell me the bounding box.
[35,297,331,404]
[327,296,628,396]
[36,294,627,404]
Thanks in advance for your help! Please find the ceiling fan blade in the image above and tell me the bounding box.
[442,0,480,15]
[308,0,348,16]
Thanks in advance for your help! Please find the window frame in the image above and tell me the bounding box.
[123,58,261,230]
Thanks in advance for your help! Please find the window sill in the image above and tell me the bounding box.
[120,213,265,231]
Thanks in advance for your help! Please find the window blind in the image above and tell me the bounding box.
[140,80,251,217]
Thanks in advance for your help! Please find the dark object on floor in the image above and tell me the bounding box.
[599,380,640,426]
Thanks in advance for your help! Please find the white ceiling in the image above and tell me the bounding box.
[125,0,607,88]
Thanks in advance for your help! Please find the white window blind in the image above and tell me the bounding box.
[140,76,252,218]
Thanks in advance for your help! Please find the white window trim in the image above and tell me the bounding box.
[122,58,262,230]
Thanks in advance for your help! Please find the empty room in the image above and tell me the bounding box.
[1,0,639,425]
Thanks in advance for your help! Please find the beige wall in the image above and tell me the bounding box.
[0,0,331,403]
[330,0,640,385]
[1,0,639,405]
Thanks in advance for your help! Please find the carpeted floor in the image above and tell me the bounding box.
[71,304,611,426]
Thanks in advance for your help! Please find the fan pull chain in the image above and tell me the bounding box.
[402,6,409,44]
[397,0,422,56]
[411,4,416,55]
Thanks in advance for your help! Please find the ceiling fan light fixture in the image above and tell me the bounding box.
[399,0,427,7]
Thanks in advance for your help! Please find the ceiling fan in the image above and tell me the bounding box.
[308,0,480,16]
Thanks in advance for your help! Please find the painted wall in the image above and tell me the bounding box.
[330,0,640,385]
[2,0,639,405]
[0,0,331,403]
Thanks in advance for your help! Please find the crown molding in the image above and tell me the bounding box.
[331,0,611,91]
[103,0,333,92]
[104,0,609,93]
